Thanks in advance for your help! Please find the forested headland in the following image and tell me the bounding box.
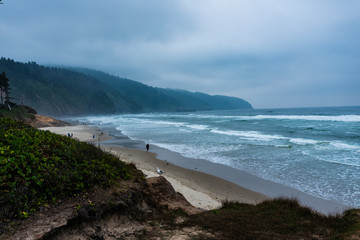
[0,58,252,116]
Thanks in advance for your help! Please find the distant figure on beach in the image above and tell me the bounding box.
[146,143,150,152]
[156,167,164,174]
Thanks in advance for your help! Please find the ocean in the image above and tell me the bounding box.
[72,106,360,208]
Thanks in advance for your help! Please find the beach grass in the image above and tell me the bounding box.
[182,198,359,239]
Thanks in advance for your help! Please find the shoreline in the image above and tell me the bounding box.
[149,144,349,215]
[41,125,112,143]
[41,125,349,215]
[104,146,267,210]
[41,125,267,210]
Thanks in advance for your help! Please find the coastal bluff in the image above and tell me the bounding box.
[1,175,206,240]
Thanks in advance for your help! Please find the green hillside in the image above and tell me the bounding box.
[0,117,134,222]
[0,58,140,115]
[0,58,252,115]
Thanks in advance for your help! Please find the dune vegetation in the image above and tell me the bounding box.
[0,116,134,223]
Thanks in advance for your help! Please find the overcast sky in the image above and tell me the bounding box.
[1,0,359,108]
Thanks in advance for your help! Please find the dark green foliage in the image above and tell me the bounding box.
[0,58,127,115]
[76,68,180,112]
[0,105,36,122]
[0,118,132,221]
[184,198,359,239]
[0,58,252,115]
[78,68,253,112]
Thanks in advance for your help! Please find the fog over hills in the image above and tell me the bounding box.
[0,58,252,115]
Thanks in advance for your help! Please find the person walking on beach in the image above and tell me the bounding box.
[146,143,150,152]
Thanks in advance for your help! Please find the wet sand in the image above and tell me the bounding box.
[105,146,267,210]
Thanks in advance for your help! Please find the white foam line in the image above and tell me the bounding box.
[318,158,360,168]
[330,141,360,150]
[247,115,360,122]
[185,114,360,122]
[211,129,287,141]
[211,129,360,150]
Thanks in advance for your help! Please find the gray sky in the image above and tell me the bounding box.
[1,0,359,108]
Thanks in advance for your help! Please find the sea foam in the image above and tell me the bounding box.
[188,113,360,122]
[78,106,360,208]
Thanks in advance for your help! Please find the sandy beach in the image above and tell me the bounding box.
[41,124,348,214]
[105,146,268,210]
[42,125,112,143]
[41,125,267,210]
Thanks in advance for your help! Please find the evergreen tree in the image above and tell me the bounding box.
[0,72,10,105]
[0,72,5,105]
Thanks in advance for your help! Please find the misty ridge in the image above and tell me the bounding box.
[0,57,252,116]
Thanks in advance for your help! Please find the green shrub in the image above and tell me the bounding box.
[0,105,36,122]
[0,117,132,221]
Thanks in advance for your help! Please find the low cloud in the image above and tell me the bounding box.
[1,0,359,108]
